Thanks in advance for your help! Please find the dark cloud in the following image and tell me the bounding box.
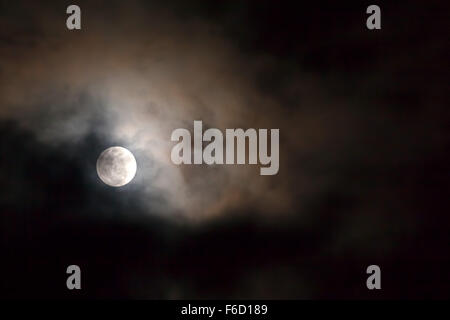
[0,0,449,298]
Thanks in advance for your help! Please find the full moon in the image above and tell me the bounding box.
[96,146,137,187]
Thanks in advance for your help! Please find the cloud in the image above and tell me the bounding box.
[0,2,298,220]
[0,1,446,229]
[1,0,449,299]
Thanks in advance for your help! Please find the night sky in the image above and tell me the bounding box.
[0,0,449,299]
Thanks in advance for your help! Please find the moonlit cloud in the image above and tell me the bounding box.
[0,1,445,227]
[1,0,448,299]
[0,3,301,220]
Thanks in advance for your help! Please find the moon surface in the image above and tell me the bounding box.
[96,146,137,187]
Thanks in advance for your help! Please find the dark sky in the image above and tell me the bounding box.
[0,0,449,298]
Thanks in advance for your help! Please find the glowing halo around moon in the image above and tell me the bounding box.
[96,146,137,187]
